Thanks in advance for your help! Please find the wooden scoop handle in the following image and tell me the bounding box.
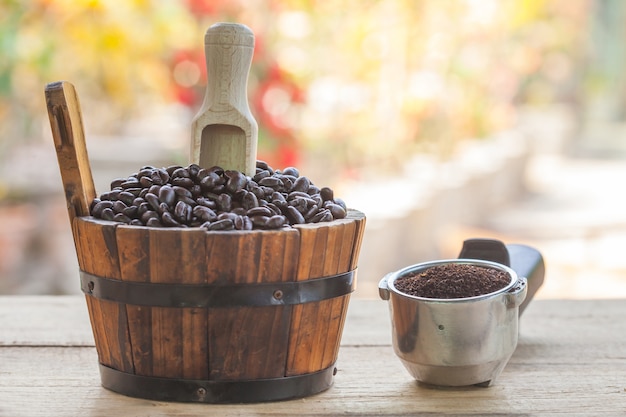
[45,81,95,222]
[191,23,258,176]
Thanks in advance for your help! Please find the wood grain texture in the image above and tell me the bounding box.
[1,298,625,416]
[73,218,134,372]
[191,23,258,175]
[44,81,95,224]
[70,210,364,385]
[287,211,366,375]
[205,229,298,380]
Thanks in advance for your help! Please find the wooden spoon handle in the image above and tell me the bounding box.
[191,23,258,175]
[45,81,95,222]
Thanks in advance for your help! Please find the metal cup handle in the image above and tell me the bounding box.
[505,276,528,309]
[378,274,392,300]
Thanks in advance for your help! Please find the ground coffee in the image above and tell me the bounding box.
[394,263,510,299]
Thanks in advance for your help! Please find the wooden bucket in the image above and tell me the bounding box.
[46,81,366,403]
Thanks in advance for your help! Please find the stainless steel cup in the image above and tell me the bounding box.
[378,259,527,387]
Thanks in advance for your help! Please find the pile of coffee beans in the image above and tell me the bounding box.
[89,160,348,230]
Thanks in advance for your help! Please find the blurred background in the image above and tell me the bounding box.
[1,0,626,299]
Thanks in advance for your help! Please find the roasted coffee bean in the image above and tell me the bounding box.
[234,215,253,230]
[271,193,287,211]
[265,202,282,216]
[114,213,132,224]
[246,206,273,217]
[197,197,217,209]
[101,207,115,221]
[258,176,282,188]
[161,211,182,227]
[320,187,334,201]
[282,167,299,177]
[289,197,309,213]
[130,219,143,226]
[158,185,176,207]
[138,168,153,178]
[266,215,287,229]
[188,164,200,179]
[172,167,190,180]
[216,193,232,212]
[157,202,170,216]
[217,212,239,222]
[146,217,162,227]
[122,205,138,219]
[250,215,269,228]
[225,170,247,193]
[230,207,246,215]
[256,160,271,172]
[121,179,141,189]
[112,200,127,213]
[101,189,121,201]
[137,202,150,217]
[326,203,347,219]
[141,210,159,223]
[110,178,126,189]
[174,201,192,223]
[307,184,320,196]
[139,176,153,188]
[177,195,197,207]
[249,184,265,201]
[286,205,305,224]
[193,205,217,222]
[241,191,259,210]
[292,176,310,193]
[190,185,202,197]
[91,161,346,229]
[303,204,320,220]
[151,169,169,185]
[196,168,211,182]
[208,165,224,176]
[118,191,135,206]
[200,172,220,190]
[260,186,275,197]
[165,166,179,176]
[253,170,270,182]
[206,218,234,231]
[171,177,194,188]
[91,200,114,217]
[279,175,295,191]
[148,185,161,195]
[288,191,311,200]
[145,193,160,211]
[334,198,347,210]
[125,188,143,197]
[310,209,333,223]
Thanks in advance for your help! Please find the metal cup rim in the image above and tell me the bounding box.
[386,259,519,303]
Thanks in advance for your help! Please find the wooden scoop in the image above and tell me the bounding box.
[45,81,95,223]
[191,23,258,176]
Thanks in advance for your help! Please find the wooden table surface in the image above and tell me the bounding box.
[1,296,625,416]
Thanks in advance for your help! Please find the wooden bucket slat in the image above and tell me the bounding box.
[74,219,134,373]
[115,225,151,376]
[287,222,333,375]
[208,230,298,380]
[145,228,206,378]
[287,213,366,375]
[177,229,210,380]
